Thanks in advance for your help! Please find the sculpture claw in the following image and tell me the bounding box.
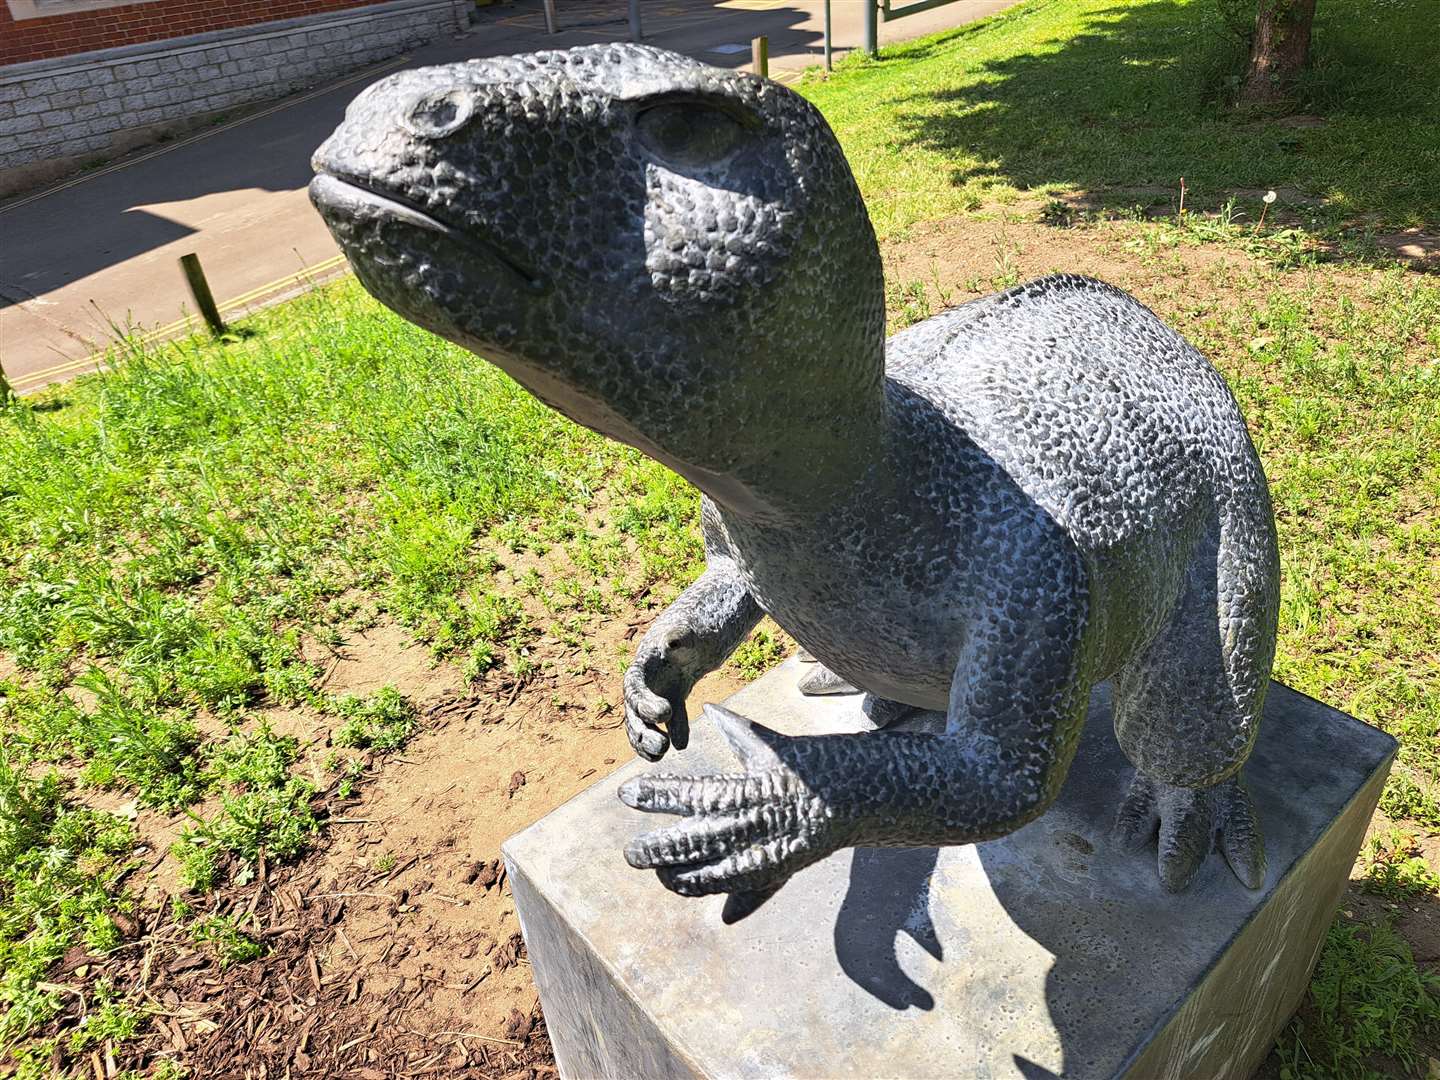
[619,705,846,897]
[721,885,781,923]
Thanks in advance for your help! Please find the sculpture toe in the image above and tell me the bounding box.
[1219,779,1266,890]
[862,695,922,730]
[1111,772,1159,852]
[1156,789,1215,893]
[797,664,859,697]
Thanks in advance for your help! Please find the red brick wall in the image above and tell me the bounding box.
[1,0,398,66]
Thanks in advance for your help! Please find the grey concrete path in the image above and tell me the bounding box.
[0,0,1017,392]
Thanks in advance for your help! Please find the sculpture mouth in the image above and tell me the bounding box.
[308,172,548,295]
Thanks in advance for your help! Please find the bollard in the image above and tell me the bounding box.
[864,0,878,55]
[179,253,227,336]
[542,0,557,34]
[751,35,769,79]
[629,0,641,41]
[824,0,833,70]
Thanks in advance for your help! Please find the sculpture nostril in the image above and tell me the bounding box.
[403,89,473,139]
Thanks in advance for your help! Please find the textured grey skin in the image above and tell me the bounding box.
[308,44,1280,904]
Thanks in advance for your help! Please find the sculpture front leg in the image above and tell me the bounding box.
[622,605,1093,901]
[624,558,762,761]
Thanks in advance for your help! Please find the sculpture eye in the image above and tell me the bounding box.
[403,89,473,139]
[636,102,747,168]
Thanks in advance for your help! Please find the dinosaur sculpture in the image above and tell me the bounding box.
[309,44,1279,907]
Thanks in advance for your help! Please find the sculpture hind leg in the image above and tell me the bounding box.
[794,648,922,729]
[1111,494,1280,892]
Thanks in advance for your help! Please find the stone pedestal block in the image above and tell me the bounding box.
[503,659,1395,1079]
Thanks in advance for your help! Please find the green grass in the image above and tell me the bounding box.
[1193,269,1440,791]
[0,759,136,1052]
[1363,829,1440,904]
[0,283,703,1067]
[1274,921,1440,1080]
[803,0,1439,236]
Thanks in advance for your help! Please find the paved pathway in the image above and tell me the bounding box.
[0,0,1017,392]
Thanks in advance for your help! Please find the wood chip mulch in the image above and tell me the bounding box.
[27,850,555,1080]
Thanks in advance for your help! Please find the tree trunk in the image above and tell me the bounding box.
[1238,0,1317,105]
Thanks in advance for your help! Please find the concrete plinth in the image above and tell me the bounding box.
[502,659,1395,1080]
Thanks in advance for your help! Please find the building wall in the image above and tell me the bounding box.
[0,0,468,196]
[1,0,409,68]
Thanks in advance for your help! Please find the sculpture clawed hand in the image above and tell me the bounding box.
[623,635,699,762]
[620,704,853,899]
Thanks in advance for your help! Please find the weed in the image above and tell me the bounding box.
[331,755,367,800]
[1272,920,1440,1079]
[68,980,144,1052]
[73,666,204,810]
[886,279,932,329]
[731,627,789,682]
[0,759,135,1052]
[173,841,219,894]
[329,686,416,752]
[1380,773,1440,832]
[1363,829,1440,902]
[191,915,263,967]
[167,724,324,887]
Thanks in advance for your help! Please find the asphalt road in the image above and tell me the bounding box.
[0,0,1017,392]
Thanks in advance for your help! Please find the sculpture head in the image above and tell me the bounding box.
[310,45,885,518]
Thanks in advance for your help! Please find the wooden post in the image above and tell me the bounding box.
[751,35,769,79]
[179,253,226,335]
[542,0,558,34]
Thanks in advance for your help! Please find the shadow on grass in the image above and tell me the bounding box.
[874,0,1438,232]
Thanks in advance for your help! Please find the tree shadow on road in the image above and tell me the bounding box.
[0,0,828,314]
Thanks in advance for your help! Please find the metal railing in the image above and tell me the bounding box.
[542,0,641,41]
[865,0,967,54]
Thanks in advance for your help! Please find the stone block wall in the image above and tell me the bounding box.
[0,0,469,197]
[1,0,414,67]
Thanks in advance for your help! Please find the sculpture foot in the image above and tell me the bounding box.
[797,662,859,697]
[862,695,920,729]
[620,704,852,898]
[1113,772,1265,892]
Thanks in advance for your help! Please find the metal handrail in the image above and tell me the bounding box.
[866,0,965,54]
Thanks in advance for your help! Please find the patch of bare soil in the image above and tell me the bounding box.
[1374,228,1440,272]
[1354,813,1440,970]
[878,212,1252,320]
[46,616,744,1078]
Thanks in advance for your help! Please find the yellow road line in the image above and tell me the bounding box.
[12,254,350,392]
